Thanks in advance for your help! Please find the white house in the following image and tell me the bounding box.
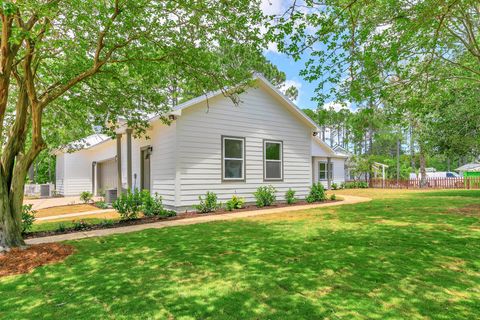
[55,76,347,210]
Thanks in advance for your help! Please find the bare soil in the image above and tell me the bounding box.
[0,243,74,277]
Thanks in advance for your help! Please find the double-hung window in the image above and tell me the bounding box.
[319,162,333,181]
[222,136,245,180]
[264,140,283,180]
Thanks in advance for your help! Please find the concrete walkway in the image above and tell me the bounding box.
[36,209,117,222]
[26,195,371,245]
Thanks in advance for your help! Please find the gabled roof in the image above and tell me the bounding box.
[164,74,319,130]
[312,137,348,158]
[332,144,352,156]
[456,163,480,172]
[54,134,111,155]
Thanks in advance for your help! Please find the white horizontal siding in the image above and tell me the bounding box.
[149,121,177,207]
[176,86,313,207]
[313,156,346,189]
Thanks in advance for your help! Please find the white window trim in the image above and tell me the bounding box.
[318,161,333,181]
[222,136,245,181]
[264,140,283,181]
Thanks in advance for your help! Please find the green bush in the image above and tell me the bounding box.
[140,190,163,216]
[195,191,219,213]
[57,223,66,232]
[306,183,326,203]
[330,194,337,201]
[343,181,369,189]
[331,183,340,190]
[72,220,91,231]
[285,188,297,205]
[254,185,277,207]
[95,201,109,209]
[99,219,115,228]
[225,195,245,211]
[113,189,143,220]
[80,191,93,204]
[21,204,36,233]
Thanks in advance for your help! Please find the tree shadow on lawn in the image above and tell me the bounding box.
[1,199,479,319]
[416,190,480,198]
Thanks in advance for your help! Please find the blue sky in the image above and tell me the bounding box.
[260,0,344,112]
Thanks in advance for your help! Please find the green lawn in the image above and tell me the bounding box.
[2,190,480,319]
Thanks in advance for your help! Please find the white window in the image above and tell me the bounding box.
[264,140,283,180]
[319,161,333,181]
[222,137,245,180]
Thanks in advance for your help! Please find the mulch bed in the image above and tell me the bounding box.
[25,199,338,239]
[0,243,74,278]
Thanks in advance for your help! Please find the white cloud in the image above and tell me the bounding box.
[323,101,355,112]
[279,79,302,102]
[260,0,285,15]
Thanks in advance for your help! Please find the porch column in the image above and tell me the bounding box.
[126,128,133,191]
[327,157,332,190]
[116,133,123,197]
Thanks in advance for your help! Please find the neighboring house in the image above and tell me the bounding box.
[55,75,347,210]
[455,163,480,177]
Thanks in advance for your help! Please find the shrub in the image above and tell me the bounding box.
[80,191,93,204]
[331,183,339,190]
[343,181,369,189]
[225,195,245,211]
[285,188,297,205]
[112,189,142,220]
[99,219,115,228]
[330,194,337,201]
[95,201,109,209]
[72,220,91,231]
[195,191,219,213]
[254,185,277,207]
[140,190,165,217]
[21,204,36,233]
[306,183,326,203]
[57,223,66,232]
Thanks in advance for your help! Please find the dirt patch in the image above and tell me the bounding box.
[0,243,74,277]
[447,204,480,216]
[35,204,99,218]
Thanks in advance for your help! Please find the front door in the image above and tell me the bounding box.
[140,147,151,191]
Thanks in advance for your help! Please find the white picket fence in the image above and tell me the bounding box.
[24,183,55,197]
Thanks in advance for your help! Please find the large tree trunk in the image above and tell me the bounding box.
[419,144,427,188]
[0,174,25,251]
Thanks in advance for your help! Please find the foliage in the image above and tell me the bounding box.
[0,0,267,249]
[195,191,220,213]
[95,201,109,209]
[57,223,67,233]
[254,185,277,207]
[112,190,143,220]
[140,191,163,217]
[306,183,326,203]
[343,181,369,189]
[72,220,92,231]
[331,183,340,190]
[285,189,297,205]
[80,191,93,204]
[225,195,245,211]
[21,205,36,234]
[98,220,115,228]
[330,194,337,201]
